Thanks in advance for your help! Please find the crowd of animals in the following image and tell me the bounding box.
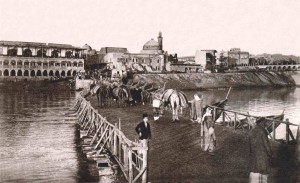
[82,79,192,122]
[88,79,166,108]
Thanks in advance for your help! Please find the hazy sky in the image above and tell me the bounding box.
[1,0,300,56]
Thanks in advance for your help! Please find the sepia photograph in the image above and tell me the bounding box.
[0,0,299,182]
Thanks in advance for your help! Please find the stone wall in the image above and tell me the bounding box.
[133,71,295,90]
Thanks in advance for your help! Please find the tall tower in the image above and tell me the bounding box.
[158,31,163,51]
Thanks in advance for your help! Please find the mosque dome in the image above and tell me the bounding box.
[143,39,160,50]
[82,44,92,51]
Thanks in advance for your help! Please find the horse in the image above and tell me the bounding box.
[141,90,152,105]
[95,84,111,107]
[128,87,142,105]
[111,85,130,107]
[161,89,189,122]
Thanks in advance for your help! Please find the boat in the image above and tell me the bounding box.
[257,113,284,134]
[203,87,230,121]
[205,98,228,121]
[235,112,284,133]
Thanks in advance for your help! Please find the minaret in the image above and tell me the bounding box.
[158,31,163,51]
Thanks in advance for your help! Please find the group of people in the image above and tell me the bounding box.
[135,92,273,183]
[135,92,217,153]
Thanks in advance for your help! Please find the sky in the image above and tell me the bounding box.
[1,0,300,56]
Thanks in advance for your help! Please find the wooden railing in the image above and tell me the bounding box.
[208,105,300,144]
[74,95,148,183]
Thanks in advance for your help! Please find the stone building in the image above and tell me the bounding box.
[177,56,195,63]
[0,40,85,78]
[127,31,165,72]
[101,32,166,77]
[228,48,249,66]
[169,63,203,73]
[195,50,217,70]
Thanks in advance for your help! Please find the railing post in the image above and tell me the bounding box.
[113,123,118,156]
[119,119,122,157]
[234,112,237,130]
[286,118,290,143]
[272,121,276,141]
[128,148,133,183]
[222,111,225,124]
[213,107,216,122]
[123,144,128,171]
[142,143,148,183]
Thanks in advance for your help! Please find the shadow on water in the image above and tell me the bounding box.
[74,124,99,183]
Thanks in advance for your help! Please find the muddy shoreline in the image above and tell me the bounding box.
[133,71,295,90]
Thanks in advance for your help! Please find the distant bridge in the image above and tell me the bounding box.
[256,64,300,71]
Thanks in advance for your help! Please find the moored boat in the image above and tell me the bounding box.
[256,113,284,134]
[234,112,284,133]
[203,87,231,121]
[205,98,228,121]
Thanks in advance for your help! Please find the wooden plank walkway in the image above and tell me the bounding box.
[87,96,299,183]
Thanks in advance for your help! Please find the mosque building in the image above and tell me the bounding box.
[103,32,167,77]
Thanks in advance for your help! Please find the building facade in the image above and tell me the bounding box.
[100,32,166,77]
[177,56,195,63]
[228,48,249,66]
[195,50,217,70]
[0,41,85,78]
[168,63,203,73]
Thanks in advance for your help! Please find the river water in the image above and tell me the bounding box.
[0,86,299,182]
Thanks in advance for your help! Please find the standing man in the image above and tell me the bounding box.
[190,93,203,123]
[248,117,272,183]
[152,91,163,121]
[135,113,151,146]
[201,107,216,154]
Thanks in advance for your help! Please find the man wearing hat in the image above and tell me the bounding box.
[248,117,272,183]
[135,113,152,146]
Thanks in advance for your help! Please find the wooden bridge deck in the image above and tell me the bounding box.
[87,96,299,183]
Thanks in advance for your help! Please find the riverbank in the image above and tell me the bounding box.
[86,93,299,183]
[289,72,300,86]
[0,77,73,91]
[133,71,295,90]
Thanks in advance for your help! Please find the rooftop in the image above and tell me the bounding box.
[99,47,128,54]
[0,40,83,50]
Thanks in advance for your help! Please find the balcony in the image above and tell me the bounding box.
[0,63,84,70]
[0,56,84,63]
[0,54,83,59]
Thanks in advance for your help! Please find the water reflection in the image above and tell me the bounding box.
[184,87,300,138]
[0,88,79,182]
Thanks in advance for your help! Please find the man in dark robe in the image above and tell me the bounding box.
[248,117,272,183]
